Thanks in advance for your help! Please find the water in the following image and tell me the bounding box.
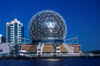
[0,58,100,66]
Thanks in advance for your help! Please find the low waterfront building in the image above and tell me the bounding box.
[18,10,81,57]
[20,43,80,55]
[0,42,11,55]
[70,44,81,54]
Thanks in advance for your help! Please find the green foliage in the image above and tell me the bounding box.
[91,50,95,54]
[87,50,89,53]
[82,49,100,54]
[82,50,84,53]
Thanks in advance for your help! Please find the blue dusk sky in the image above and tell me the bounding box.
[0,0,100,51]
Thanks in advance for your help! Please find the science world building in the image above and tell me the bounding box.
[20,10,81,55]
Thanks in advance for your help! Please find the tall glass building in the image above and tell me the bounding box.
[6,19,24,43]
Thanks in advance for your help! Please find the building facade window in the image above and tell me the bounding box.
[10,24,13,26]
[11,41,13,42]
[0,49,2,52]
[11,29,13,31]
[19,24,21,26]
[11,38,13,40]
[10,27,13,28]
[15,23,17,26]
[11,34,13,35]
[10,31,13,33]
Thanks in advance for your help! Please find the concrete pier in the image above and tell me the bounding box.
[0,54,100,60]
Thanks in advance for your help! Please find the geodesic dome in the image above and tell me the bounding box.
[29,10,67,40]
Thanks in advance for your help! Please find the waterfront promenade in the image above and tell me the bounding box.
[0,53,100,60]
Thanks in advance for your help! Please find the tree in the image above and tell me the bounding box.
[87,50,89,53]
[82,50,84,53]
[98,50,100,54]
[91,50,95,54]
[95,50,98,54]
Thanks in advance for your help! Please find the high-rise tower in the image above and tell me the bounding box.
[6,19,24,43]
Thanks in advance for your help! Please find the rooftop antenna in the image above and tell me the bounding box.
[15,13,17,19]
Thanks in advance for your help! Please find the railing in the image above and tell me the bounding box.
[0,53,99,58]
[63,43,73,53]
[52,43,60,52]
[0,54,17,58]
[37,43,44,55]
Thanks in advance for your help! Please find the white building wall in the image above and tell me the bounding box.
[0,43,11,54]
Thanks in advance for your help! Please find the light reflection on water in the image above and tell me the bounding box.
[0,58,100,66]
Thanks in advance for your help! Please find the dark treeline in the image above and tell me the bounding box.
[82,50,100,54]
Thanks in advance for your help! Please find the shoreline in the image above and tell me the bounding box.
[0,55,100,60]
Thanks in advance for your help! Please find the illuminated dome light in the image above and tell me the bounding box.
[29,10,67,41]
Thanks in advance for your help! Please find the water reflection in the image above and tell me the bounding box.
[0,58,100,66]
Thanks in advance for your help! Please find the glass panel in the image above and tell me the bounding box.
[10,24,13,26]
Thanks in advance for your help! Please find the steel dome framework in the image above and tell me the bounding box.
[29,10,67,40]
